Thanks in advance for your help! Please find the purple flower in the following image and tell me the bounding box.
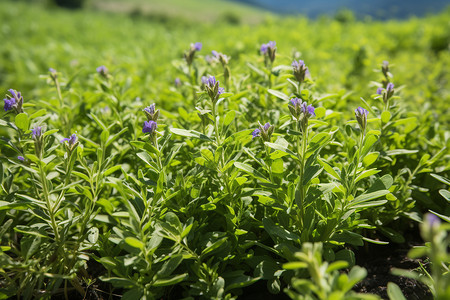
[355,107,368,118]
[3,89,23,113]
[386,82,394,92]
[142,120,157,134]
[211,50,219,58]
[143,103,159,121]
[425,213,441,227]
[290,97,301,107]
[292,60,309,84]
[291,60,304,69]
[49,68,57,74]
[376,87,383,95]
[193,42,202,51]
[355,107,369,132]
[4,97,15,111]
[252,128,261,139]
[260,41,276,64]
[203,76,225,102]
[18,156,24,161]
[206,76,217,88]
[306,104,315,117]
[174,77,181,87]
[96,65,108,76]
[144,104,156,115]
[252,122,274,141]
[260,41,276,54]
[260,44,268,55]
[61,133,77,145]
[32,127,42,140]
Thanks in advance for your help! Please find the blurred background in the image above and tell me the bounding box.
[37,0,450,22]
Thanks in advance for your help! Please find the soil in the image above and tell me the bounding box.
[353,225,433,300]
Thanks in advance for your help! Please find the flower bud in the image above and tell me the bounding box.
[355,106,369,132]
[292,60,309,84]
[252,122,274,142]
[143,103,160,122]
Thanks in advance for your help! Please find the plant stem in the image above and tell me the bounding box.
[39,162,60,242]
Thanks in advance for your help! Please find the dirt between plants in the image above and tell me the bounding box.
[353,227,433,300]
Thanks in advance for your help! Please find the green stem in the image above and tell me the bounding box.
[294,121,308,228]
[39,162,60,242]
[348,130,365,199]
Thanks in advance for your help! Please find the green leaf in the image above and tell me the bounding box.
[234,162,270,183]
[268,89,290,101]
[335,249,355,267]
[326,261,349,273]
[431,173,450,186]
[223,110,235,126]
[271,158,284,174]
[363,152,379,167]
[283,262,308,270]
[381,111,391,123]
[170,128,212,141]
[387,282,406,300]
[156,254,184,278]
[43,129,58,137]
[87,227,99,244]
[349,190,390,207]
[30,109,47,119]
[153,273,189,287]
[225,275,260,292]
[385,149,418,156]
[104,165,122,176]
[201,237,228,256]
[315,106,326,118]
[355,169,380,183]
[100,277,138,288]
[15,113,29,131]
[124,237,144,250]
[264,142,298,160]
[318,158,340,180]
[303,165,322,185]
[263,218,300,241]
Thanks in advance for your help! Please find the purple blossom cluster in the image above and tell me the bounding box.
[203,75,225,102]
[3,89,24,113]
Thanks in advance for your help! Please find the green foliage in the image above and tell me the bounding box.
[0,1,449,299]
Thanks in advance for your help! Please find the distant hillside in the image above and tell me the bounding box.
[229,0,450,19]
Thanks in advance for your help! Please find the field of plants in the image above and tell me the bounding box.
[1,1,449,299]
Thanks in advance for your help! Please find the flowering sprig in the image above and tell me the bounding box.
[252,122,274,142]
[143,103,160,122]
[210,50,230,66]
[260,41,276,67]
[32,126,44,158]
[96,65,109,78]
[292,60,310,85]
[355,107,369,133]
[376,82,395,106]
[184,42,202,66]
[203,76,225,103]
[61,133,79,152]
[3,89,24,113]
[49,68,58,80]
[288,97,315,131]
[142,120,158,144]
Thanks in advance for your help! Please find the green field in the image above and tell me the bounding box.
[0,1,449,299]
